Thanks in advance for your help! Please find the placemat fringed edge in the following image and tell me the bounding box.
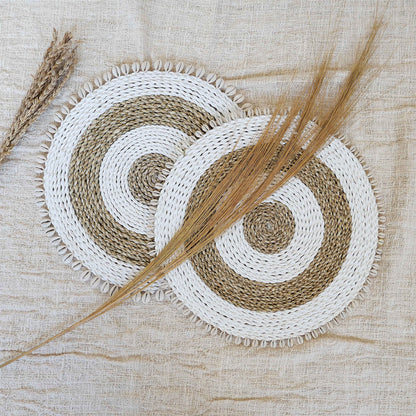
[34,60,252,302]
[163,111,386,348]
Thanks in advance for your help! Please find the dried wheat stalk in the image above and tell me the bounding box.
[0,16,384,368]
[0,30,77,165]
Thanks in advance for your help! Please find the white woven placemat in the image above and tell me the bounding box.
[37,61,250,298]
[154,115,384,346]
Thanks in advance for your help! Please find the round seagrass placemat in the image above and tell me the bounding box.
[36,61,250,299]
[154,115,385,346]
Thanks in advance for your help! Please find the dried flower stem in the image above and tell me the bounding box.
[0,16,383,368]
[0,30,77,165]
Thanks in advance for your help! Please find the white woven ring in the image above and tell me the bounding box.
[41,64,247,294]
[154,115,380,342]
[216,180,324,283]
[100,125,189,234]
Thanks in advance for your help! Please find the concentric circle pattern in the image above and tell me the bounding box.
[41,63,246,292]
[154,115,380,342]
[243,202,295,255]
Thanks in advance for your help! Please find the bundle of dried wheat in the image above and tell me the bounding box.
[0,30,77,165]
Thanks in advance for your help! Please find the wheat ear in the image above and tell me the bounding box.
[0,30,77,165]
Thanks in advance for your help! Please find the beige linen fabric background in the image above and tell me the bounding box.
[0,0,415,415]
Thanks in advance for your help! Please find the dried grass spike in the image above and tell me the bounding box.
[0,14,384,368]
[0,30,77,165]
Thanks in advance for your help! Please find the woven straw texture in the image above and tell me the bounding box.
[39,63,246,296]
[0,1,415,415]
[155,115,382,344]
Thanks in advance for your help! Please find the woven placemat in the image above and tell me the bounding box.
[36,61,250,299]
[154,115,384,346]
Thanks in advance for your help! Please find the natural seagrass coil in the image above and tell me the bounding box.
[154,114,384,346]
[36,61,250,298]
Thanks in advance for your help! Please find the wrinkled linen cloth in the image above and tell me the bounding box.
[0,1,415,415]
